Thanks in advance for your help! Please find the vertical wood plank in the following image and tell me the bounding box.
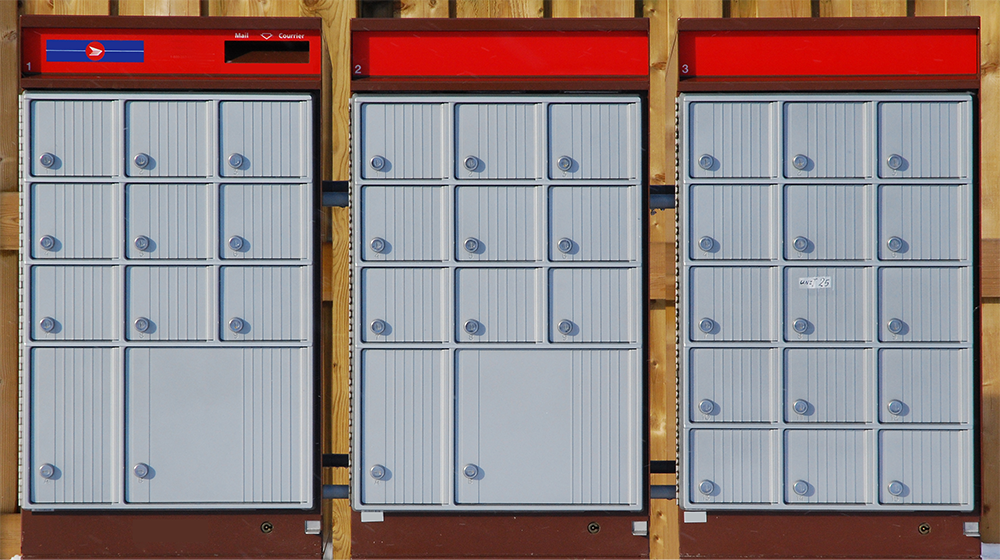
[23,0,110,14]
[551,0,635,17]
[0,513,19,558]
[325,207,351,559]
[119,0,200,15]
[730,0,811,17]
[0,0,16,520]
[818,0,856,15]
[849,0,908,15]
[400,0,450,17]
[913,0,971,15]
[206,0,302,16]
[455,0,544,18]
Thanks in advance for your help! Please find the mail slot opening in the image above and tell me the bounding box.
[224,41,309,64]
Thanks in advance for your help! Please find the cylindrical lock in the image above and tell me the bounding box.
[229,317,245,333]
[792,399,809,415]
[370,237,387,253]
[134,235,151,251]
[463,464,479,479]
[887,318,904,335]
[370,155,386,171]
[699,480,715,495]
[698,399,715,414]
[134,153,150,169]
[464,319,480,335]
[39,235,56,251]
[464,238,480,253]
[134,463,151,479]
[887,399,904,416]
[39,317,56,333]
[792,154,809,170]
[370,319,387,335]
[39,152,56,169]
[557,320,573,335]
[39,463,56,479]
[557,156,573,171]
[134,317,151,333]
[557,238,573,254]
[792,480,809,496]
[228,236,245,251]
[370,464,386,480]
[464,156,479,171]
[888,480,904,496]
[698,154,714,170]
[792,318,809,334]
[698,236,715,252]
[699,318,715,333]
[887,236,904,253]
[792,236,809,252]
[887,154,903,171]
[228,153,244,169]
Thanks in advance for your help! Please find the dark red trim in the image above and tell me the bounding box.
[678,16,979,31]
[678,77,981,93]
[351,77,649,93]
[21,15,322,30]
[352,17,648,32]
[20,75,322,91]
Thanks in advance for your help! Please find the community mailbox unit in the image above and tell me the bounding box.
[18,16,323,559]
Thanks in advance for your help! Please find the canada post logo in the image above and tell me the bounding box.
[46,40,144,63]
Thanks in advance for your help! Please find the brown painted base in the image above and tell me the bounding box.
[20,510,323,559]
[351,511,649,558]
[679,511,980,559]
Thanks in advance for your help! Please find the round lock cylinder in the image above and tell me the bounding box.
[792,154,809,171]
[888,480,904,496]
[134,317,151,333]
[792,399,809,415]
[887,154,903,171]
[792,480,809,496]
[134,235,151,251]
[40,235,56,251]
[698,480,715,495]
[369,155,386,171]
[463,464,479,479]
[698,236,715,252]
[228,236,245,251]
[557,320,573,335]
[228,153,244,169]
[887,318,904,335]
[134,463,150,479]
[887,236,904,253]
[229,317,245,333]
[370,464,386,480]
[39,463,56,479]
[699,318,715,334]
[698,154,714,170]
[698,399,715,415]
[557,238,573,254]
[134,153,150,169]
[792,236,809,252]
[370,237,387,253]
[792,318,809,334]
[39,317,56,333]
[464,319,480,335]
[887,399,904,416]
[464,156,479,171]
[370,319,387,335]
[39,152,56,169]
[557,156,573,171]
[464,238,480,253]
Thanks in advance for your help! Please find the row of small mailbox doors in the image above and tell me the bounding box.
[690,266,969,343]
[28,183,310,260]
[687,100,970,180]
[28,265,309,342]
[689,348,970,424]
[28,99,311,179]
[689,428,970,506]
[690,184,969,261]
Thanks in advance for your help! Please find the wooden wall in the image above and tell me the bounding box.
[0,1,998,558]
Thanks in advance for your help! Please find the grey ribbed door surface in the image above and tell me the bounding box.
[678,94,973,511]
[22,92,315,510]
[352,95,643,512]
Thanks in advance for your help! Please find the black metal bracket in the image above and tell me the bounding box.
[322,453,349,467]
[649,185,675,209]
[322,181,349,207]
[650,460,676,474]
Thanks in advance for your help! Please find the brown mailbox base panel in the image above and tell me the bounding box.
[679,512,980,559]
[351,512,649,558]
[20,510,322,559]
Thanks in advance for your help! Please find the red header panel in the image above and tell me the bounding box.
[351,19,649,89]
[678,18,979,89]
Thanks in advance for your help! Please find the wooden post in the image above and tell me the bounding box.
[551,0,636,17]
[455,0,544,18]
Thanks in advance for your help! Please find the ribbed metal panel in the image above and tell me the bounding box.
[360,103,445,180]
[689,102,771,178]
[785,349,869,423]
[456,268,539,343]
[126,184,211,260]
[880,349,969,424]
[550,268,634,343]
[30,348,115,504]
[31,266,117,341]
[879,267,968,342]
[879,102,964,179]
[361,268,446,343]
[548,103,634,179]
[126,267,210,341]
[455,103,538,179]
[30,100,116,177]
[550,186,634,262]
[784,267,871,342]
[784,185,868,260]
[456,186,538,262]
[689,184,772,261]
[126,101,209,177]
[456,349,637,505]
[360,349,446,505]
[689,429,775,504]
[785,430,869,504]
[879,430,968,505]
[362,186,445,262]
[221,266,307,341]
[690,266,774,342]
[31,183,118,259]
[879,185,965,261]
[221,184,308,260]
[220,101,307,178]
[784,102,867,179]
[689,348,773,423]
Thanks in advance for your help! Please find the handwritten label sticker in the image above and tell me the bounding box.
[798,276,832,289]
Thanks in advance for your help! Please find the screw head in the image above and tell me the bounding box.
[557,320,574,335]
[792,236,809,252]
[918,523,932,535]
[464,319,480,335]
[464,156,479,171]
[792,154,809,171]
[40,235,56,251]
[698,236,715,252]
[792,480,809,496]
[134,235,151,251]
[228,236,245,251]
[134,153,150,169]
[792,399,809,415]
[887,154,903,171]
[887,399,904,416]
[792,318,809,334]
[228,153,244,169]
[698,399,715,415]
[134,317,151,333]
[698,318,715,334]
[463,464,479,479]
[133,463,150,478]
[39,463,55,479]
[699,480,715,495]
[887,318,904,335]
[39,317,56,333]
[370,319,387,335]
[887,236,904,253]
[229,317,245,333]
[888,480,904,496]
[370,237,387,253]
[557,238,573,254]
[698,154,714,170]
[370,464,386,480]
[39,152,55,168]
[587,522,601,534]
[369,155,386,171]
[260,522,273,534]
[464,238,480,253]
[557,156,573,171]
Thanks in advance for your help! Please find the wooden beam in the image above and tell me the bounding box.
[0,0,16,521]
[819,0,907,16]
[118,0,200,15]
[455,0,544,18]
[649,209,676,302]
[0,513,19,558]
[400,0,449,17]
[206,0,301,16]
[551,0,635,17]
